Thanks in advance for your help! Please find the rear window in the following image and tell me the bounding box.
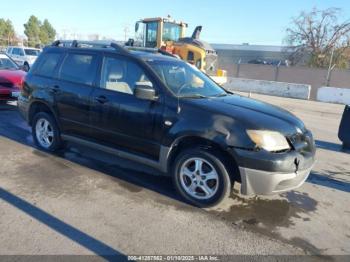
[34,52,62,77]
[59,53,98,85]
[24,49,40,56]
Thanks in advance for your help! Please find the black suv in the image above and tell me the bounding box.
[18,41,316,207]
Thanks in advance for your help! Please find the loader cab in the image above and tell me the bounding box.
[135,17,187,48]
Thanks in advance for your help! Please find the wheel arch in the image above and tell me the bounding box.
[166,135,241,183]
[28,101,60,128]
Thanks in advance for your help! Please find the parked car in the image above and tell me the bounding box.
[6,46,41,72]
[0,53,26,102]
[18,41,316,207]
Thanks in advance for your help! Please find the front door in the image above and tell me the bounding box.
[89,55,164,160]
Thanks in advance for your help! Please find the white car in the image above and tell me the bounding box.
[6,46,41,72]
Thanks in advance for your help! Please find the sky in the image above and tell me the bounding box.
[1,0,349,45]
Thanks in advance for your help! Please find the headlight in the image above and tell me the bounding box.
[247,130,290,152]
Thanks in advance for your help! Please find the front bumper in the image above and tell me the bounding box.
[239,165,313,195]
[230,130,316,195]
[0,88,21,101]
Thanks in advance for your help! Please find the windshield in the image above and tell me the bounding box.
[163,22,181,42]
[24,49,40,56]
[0,57,19,70]
[149,60,227,98]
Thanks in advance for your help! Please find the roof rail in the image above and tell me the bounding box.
[50,40,177,59]
[50,40,129,54]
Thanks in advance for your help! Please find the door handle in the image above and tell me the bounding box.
[95,95,109,104]
[51,85,60,93]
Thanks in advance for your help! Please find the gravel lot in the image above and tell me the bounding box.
[0,94,349,259]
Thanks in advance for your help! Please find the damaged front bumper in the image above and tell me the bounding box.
[239,165,313,195]
[229,130,316,195]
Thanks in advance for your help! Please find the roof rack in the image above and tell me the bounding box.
[51,40,130,55]
[50,40,178,59]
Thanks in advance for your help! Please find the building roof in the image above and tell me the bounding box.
[211,43,290,52]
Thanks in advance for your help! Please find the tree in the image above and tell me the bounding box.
[24,15,42,47]
[24,16,56,47]
[40,19,56,45]
[285,8,350,68]
[0,19,15,45]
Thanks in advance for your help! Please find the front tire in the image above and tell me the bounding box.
[32,112,62,152]
[172,148,232,208]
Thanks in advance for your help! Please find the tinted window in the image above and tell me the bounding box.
[145,22,158,48]
[25,49,40,56]
[12,48,20,55]
[59,53,98,85]
[100,56,151,95]
[187,51,194,61]
[35,52,62,77]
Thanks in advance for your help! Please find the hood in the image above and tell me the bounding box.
[0,69,26,88]
[185,94,306,136]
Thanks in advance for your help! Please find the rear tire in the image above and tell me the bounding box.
[172,148,232,208]
[32,112,62,152]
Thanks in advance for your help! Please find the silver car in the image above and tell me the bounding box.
[6,46,41,72]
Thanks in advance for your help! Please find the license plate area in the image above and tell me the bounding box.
[11,91,20,98]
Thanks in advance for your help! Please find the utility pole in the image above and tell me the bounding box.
[123,24,130,42]
[326,45,336,87]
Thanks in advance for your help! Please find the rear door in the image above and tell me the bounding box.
[54,50,101,138]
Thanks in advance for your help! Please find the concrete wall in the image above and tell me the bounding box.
[219,63,350,100]
[317,87,350,104]
[222,77,311,100]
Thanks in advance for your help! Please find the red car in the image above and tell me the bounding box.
[0,53,26,102]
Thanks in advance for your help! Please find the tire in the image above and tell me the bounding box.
[32,112,62,152]
[172,148,232,208]
[23,63,30,72]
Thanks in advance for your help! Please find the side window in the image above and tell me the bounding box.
[12,48,20,55]
[19,49,25,56]
[59,53,98,85]
[187,51,194,62]
[34,52,62,77]
[100,57,152,95]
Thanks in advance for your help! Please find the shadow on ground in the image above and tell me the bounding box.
[307,171,350,193]
[315,140,350,154]
[0,188,126,260]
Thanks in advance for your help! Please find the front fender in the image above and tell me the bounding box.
[162,109,255,150]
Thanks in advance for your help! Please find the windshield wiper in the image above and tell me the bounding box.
[211,93,228,97]
[179,94,208,99]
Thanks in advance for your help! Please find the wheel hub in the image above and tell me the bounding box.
[35,118,54,148]
[179,157,219,200]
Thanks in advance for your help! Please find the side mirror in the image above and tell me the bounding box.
[134,83,158,101]
[135,22,140,32]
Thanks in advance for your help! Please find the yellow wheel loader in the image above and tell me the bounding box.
[127,16,225,77]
